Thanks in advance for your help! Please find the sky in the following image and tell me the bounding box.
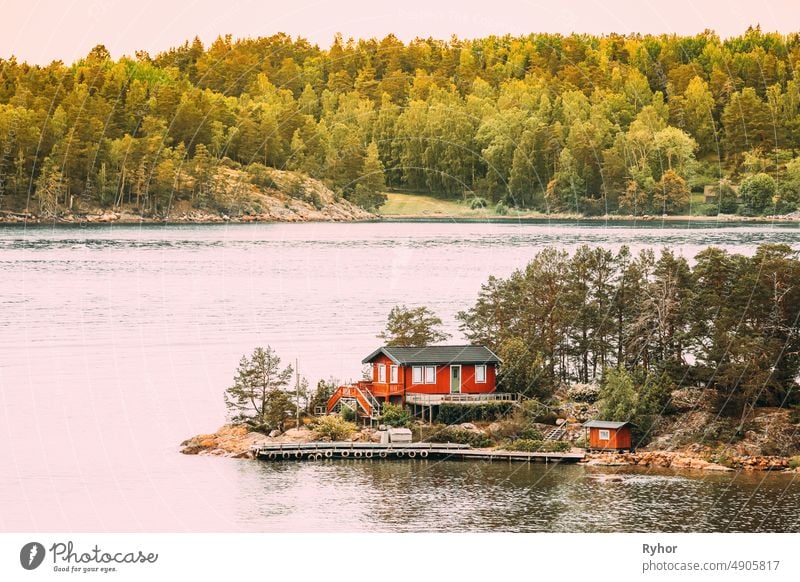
[1,0,800,65]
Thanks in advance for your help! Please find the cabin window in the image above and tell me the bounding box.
[424,366,436,383]
[598,429,610,440]
[475,364,487,383]
[412,366,423,384]
[390,365,398,383]
[377,364,386,383]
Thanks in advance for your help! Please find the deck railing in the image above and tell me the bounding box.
[405,392,518,405]
[369,382,404,397]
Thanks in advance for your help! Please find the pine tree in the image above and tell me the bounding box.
[378,305,450,347]
[352,141,387,211]
[224,346,294,431]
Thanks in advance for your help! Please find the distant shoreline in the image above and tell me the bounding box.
[3,212,799,226]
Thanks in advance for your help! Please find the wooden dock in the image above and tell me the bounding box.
[251,441,585,463]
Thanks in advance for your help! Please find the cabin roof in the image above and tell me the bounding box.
[583,420,631,430]
[362,345,502,365]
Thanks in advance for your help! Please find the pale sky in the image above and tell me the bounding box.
[1,0,799,65]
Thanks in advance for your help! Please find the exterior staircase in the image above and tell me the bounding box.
[326,382,381,420]
[543,425,567,441]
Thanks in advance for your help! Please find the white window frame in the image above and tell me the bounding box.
[598,429,610,440]
[377,364,386,383]
[424,365,436,384]
[475,364,487,383]
[412,366,423,384]
[390,365,398,383]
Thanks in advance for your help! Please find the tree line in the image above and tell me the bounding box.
[458,244,800,420]
[4,27,800,217]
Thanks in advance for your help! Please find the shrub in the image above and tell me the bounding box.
[495,201,509,215]
[425,426,492,448]
[246,163,279,189]
[436,402,514,424]
[519,427,544,440]
[340,404,356,422]
[506,439,570,452]
[566,383,600,403]
[380,402,412,427]
[507,438,544,452]
[469,197,488,209]
[312,415,357,441]
[789,456,800,469]
[789,407,800,425]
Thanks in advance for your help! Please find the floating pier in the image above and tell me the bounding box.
[251,441,585,463]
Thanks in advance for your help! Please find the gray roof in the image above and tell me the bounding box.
[362,345,501,365]
[583,420,631,429]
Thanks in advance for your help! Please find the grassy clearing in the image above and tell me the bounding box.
[378,192,495,217]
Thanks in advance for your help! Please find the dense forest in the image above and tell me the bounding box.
[458,243,800,426]
[3,27,800,217]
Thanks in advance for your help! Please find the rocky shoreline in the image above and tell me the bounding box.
[584,450,799,472]
[181,424,800,473]
[0,204,373,225]
[180,424,382,459]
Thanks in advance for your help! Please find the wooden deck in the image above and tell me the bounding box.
[251,441,585,463]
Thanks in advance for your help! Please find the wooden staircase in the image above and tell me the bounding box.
[326,382,381,420]
[543,425,567,441]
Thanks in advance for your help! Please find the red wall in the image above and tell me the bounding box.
[370,357,496,394]
[589,427,632,450]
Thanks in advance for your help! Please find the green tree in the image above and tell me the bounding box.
[224,346,295,431]
[739,172,776,214]
[599,367,637,422]
[652,170,690,215]
[378,305,450,346]
[352,141,387,211]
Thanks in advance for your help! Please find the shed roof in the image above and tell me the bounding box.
[583,420,631,429]
[362,345,501,365]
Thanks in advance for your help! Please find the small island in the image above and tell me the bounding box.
[182,244,800,475]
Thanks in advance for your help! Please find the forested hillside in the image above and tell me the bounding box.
[3,27,800,218]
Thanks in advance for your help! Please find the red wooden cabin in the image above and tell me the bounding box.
[326,345,502,419]
[583,420,633,452]
[363,345,501,404]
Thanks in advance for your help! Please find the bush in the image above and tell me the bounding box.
[789,456,800,469]
[506,439,570,452]
[703,205,719,216]
[469,196,488,209]
[566,383,600,403]
[312,415,357,441]
[507,438,544,452]
[246,163,279,189]
[789,407,800,425]
[425,426,492,448]
[436,402,514,424]
[340,404,356,422]
[519,427,544,440]
[495,201,509,215]
[380,402,412,427]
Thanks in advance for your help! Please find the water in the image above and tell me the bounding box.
[1,220,799,532]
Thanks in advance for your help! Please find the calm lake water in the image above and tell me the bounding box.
[1,220,799,532]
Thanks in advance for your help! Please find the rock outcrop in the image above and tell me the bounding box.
[584,450,796,472]
[180,423,378,457]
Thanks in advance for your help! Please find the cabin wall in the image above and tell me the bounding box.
[368,356,498,395]
[402,363,496,394]
[589,427,632,450]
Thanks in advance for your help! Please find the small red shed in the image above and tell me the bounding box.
[583,420,634,452]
